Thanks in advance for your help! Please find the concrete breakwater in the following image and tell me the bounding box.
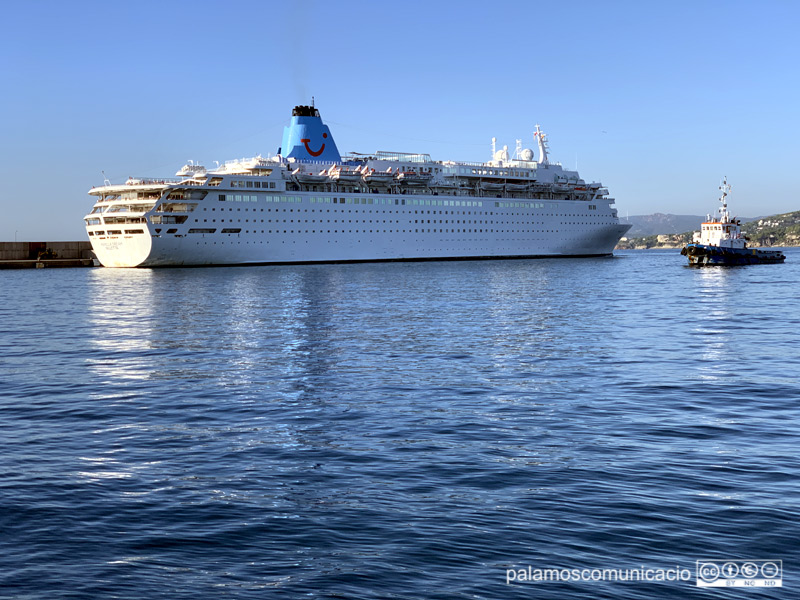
[0,242,95,269]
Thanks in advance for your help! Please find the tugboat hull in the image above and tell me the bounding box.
[681,243,786,266]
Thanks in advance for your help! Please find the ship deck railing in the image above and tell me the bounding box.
[374,151,433,163]
[127,178,182,185]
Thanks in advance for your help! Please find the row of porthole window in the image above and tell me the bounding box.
[194,218,506,224]
[192,217,611,227]
[196,218,512,224]
[187,229,569,235]
[203,205,604,220]
[214,195,605,212]
[228,181,277,189]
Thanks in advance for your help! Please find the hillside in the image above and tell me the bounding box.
[621,213,706,237]
[617,210,800,249]
[620,212,759,237]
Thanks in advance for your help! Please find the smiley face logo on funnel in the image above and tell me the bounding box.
[301,133,327,157]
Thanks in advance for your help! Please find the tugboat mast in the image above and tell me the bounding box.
[718,177,731,223]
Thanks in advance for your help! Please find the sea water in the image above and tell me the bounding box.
[1,250,799,599]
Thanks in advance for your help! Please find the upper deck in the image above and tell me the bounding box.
[88,105,614,208]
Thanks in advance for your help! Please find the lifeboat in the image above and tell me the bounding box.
[361,167,395,185]
[396,170,433,186]
[292,168,330,184]
[176,163,207,178]
[430,179,459,189]
[329,165,363,184]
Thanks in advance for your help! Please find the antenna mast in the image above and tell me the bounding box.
[534,124,549,165]
[718,177,731,223]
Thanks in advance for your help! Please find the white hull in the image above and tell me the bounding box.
[89,192,630,267]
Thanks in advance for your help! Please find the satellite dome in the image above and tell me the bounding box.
[520,148,534,161]
[494,148,509,162]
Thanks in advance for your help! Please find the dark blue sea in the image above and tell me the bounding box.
[1,249,799,599]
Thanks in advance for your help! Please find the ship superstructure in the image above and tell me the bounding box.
[84,105,631,267]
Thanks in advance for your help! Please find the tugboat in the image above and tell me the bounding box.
[681,178,786,266]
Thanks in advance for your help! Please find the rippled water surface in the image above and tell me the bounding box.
[2,250,799,599]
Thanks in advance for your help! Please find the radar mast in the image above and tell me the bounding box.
[534,124,549,165]
[718,177,731,223]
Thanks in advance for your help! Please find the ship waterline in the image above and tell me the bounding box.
[85,105,631,267]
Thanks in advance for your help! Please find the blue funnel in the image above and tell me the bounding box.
[280,105,341,162]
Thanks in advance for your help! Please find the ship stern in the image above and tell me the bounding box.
[89,231,153,267]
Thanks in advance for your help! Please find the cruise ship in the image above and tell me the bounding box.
[84,105,631,267]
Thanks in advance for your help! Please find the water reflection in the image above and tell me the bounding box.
[80,261,626,477]
[83,265,384,424]
[85,268,159,382]
[691,268,736,381]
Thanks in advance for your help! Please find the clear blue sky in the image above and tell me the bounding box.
[1,0,798,240]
